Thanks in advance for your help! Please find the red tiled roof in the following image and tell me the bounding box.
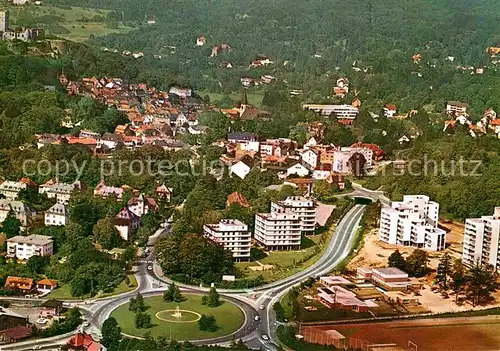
[489,119,500,125]
[384,104,397,111]
[227,192,250,208]
[67,332,103,351]
[5,277,33,290]
[0,326,32,341]
[338,119,353,125]
[350,142,385,157]
[37,279,57,287]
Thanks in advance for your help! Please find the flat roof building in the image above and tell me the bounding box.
[463,207,500,269]
[203,219,251,261]
[271,196,316,234]
[254,211,301,250]
[379,195,446,251]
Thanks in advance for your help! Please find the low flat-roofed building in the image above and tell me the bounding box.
[357,267,411,291]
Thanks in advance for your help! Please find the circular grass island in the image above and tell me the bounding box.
[110,294,245,341]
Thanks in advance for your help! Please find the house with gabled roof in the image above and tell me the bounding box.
[113,207,140,241]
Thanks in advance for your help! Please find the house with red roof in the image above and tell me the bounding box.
[156,184,173,202]
[67,332,104,351]
[383,104,397,118]
[349,143,385,161]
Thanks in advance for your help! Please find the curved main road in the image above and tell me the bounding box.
[26,200,367,351]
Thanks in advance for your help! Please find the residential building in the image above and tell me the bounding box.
[67,332,104,351]
[37,280,58,294]
[156,184,173,201]
[462,207,500,268]
[228,132,258,144]
[0,200,35,227]
[0,307,32,343]
[446,101,468,116]
[286,162,310,178]
[127,194,157,217]
[271,196,317,234]
[44,203,68,226]
[39,180,82,204]
[6,235,53,260]
[332,147,373,174]
[300,149,319,169]
[383,104,397,117]
[203,219,251,261]
[113,207,140,241]
[378,195,446,251]
[254,212,302,250]
[4,276,33,291]
[39,299,62,317]
[302,104,359,120]
[0,180,30,200]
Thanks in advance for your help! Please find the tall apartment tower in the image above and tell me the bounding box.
[463,207,500,268]
[0,10,9,32]
[379,195,446,251]
[271,196,316,234]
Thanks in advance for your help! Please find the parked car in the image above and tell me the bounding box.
[261,334,269,341]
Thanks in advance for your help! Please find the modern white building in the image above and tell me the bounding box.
[6,235,53,261]
[379,195,446,251]
[44,203,68,226]
[271,196,317,234]
[203,219,251,261]
[302,104,359,119]
[254,211,302,250]
[0,200,35,227]
[462,207,500,268]
[333,147,373,174]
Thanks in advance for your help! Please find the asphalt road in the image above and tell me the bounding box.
[27,199,368,350]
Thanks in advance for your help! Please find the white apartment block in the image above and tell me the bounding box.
[333,147,374,174]
[379,195,446,251]
[39,180,82,204]
[6,235,53,261]
[0,200,35,227]
[0,181,28,200]
[302,104,359,119]
[462,207,500,269]
[254,212,302,250]
[45,203,68,226]
[271,196,316,234]
[203,219,251,261]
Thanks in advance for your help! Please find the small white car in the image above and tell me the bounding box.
[36,318,48,325]
[259,305,265,310]
[261,334,269,341]
[83,321,90,327]
[254,315,260,321]
[147,265,153,271]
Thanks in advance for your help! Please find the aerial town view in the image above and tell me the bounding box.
[0,0,499,350]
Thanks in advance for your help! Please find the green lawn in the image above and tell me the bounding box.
[200,90,265,107]
[6,4,132,42]
[235,233,330,282]
[111,295,245,341]
[47,274,137,300]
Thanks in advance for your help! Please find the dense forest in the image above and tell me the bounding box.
[41,0,500,117]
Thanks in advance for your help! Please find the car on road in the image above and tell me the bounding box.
[147,265,153,270]
[83,321,90,327]
[261,334,269,341]
[36,318,48,324]
[254,315,260,321]
[259,305,265,310]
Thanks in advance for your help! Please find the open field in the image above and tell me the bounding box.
[5,4,132,42]
[111,294,244,340]
[235,233,326,282]
[48,274,137,300]
[200,90,265,107]
[309,316,500,351]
